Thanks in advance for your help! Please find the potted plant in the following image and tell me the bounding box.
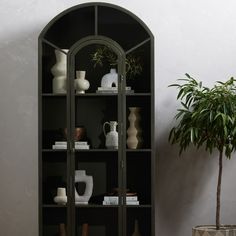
[90,45,142,79]
[169,74,236,236]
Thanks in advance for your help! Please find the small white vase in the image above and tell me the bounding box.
[74,70,90,94]
[54,187,67,205]
[75,170,93,204]
[51,49,68,94]
[103,121,118,149]
[127,107,142,149]
[101,68,118,88]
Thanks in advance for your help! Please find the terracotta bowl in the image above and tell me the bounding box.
[63,127,86,141]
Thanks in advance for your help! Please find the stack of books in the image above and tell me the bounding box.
[102,196,139,205]
[52,141,90,150]
[96,87,134,94]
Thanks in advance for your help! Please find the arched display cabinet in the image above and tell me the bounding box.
[38,3,155,236]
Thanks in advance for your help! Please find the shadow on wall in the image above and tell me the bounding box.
[155,119,217,236]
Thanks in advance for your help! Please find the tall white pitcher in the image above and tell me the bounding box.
[103,121,118,149]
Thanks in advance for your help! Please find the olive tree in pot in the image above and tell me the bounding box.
[169,74,236,236]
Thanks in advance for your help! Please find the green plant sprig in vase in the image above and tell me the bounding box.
[90,45,142,79]
[169,74,236,235]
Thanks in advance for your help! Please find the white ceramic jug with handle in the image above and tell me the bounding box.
[103,121,118,149]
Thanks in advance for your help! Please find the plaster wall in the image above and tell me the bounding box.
[0,0,236,236]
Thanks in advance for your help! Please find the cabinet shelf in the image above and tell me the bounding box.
[43,204,67,208]
[42,93,66,97]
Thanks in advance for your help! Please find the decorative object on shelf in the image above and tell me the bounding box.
[63,126,86,141]
[90,45,142,79]
[103,195,139,205]
[54,187,67,205]
[51,49,68,94]
[101,68,118,88]
[96,86,134,94]
[81,223,89,236]
[74,70,90,94]
[75,170,93,204]
[127,107,142,149]
[52,141,90,150]
[58,223,66,236]
[103,121,118,149]
[132,219,142,236]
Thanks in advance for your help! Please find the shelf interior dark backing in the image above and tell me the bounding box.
[42,162,67,204]
[44,6,95,48]
[75,97,118,149]
[127,208,151,236]
[97,6,149,51]
[75,152,118,204]
[75,208,118,236]
[126,152,151,204]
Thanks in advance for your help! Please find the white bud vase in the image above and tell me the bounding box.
[101,68,118,88]
[54,187,67,205]
[127,107,142,149]
[51,49,68,94]
[74,71,90,94]
[75,170,93,204]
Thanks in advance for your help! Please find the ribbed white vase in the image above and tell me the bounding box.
[127,107,142,149]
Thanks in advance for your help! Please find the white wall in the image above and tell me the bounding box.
[1,0,236,235]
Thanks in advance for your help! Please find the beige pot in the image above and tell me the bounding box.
[192,225,236,236]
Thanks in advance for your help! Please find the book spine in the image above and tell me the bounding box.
[52,145,67,149]
[104,196,138,201]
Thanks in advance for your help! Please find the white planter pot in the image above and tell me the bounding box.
[192,225,236,236]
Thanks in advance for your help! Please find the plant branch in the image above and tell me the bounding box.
[216,149,223,230]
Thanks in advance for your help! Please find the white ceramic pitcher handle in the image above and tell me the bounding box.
[103,122,110,136]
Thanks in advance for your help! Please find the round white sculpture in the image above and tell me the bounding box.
[101,68,118,88]
[51,49,68,94]
[74,70,90,94]
[54,187,67,205]
[75,170,93,204]
[103,121,118,149]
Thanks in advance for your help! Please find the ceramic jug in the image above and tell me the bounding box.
[103,121,118,149]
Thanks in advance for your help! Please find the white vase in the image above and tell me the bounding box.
[54,187,67,205]
[103,121,118,149]
[127,107,142,149]
[51,49,68,94]
[74,70,90,94]
[75,170,93,204]
[101,68,118,88]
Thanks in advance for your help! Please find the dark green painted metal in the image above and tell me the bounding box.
[38,2,155,236]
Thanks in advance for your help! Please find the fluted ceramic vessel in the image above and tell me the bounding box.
[51,49,68,94]
[127,107,142,149]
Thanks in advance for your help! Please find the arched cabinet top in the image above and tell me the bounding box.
[39,2,153,52]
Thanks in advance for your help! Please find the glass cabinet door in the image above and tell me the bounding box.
[69,42,123,236]
[40,43,70,236]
